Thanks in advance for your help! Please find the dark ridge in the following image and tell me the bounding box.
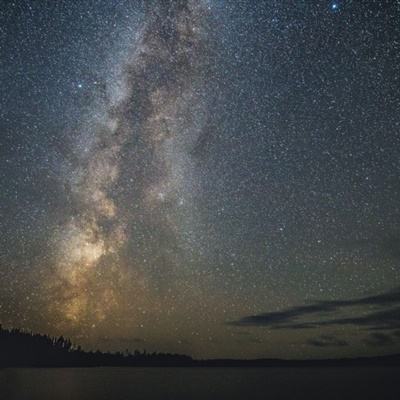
[1,326,400,368]
[0,326,192,367]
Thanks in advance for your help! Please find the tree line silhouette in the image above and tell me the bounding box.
[1,325,400,368]
[0,325,193,367]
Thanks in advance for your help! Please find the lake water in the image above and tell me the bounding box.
[1,367,399,400]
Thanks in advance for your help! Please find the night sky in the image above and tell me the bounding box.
[1,0,400,359]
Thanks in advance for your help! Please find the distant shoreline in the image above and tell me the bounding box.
[2,327,400,368]
[3,355,400,369]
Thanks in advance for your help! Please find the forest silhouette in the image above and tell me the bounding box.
[1,325,400,368]
[0,326,193,367]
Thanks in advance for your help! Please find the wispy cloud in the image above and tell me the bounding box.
[228,287,400,332]
[306,335,349,348]
[364,332,395,347]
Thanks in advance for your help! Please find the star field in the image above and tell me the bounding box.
[1,0,400,359]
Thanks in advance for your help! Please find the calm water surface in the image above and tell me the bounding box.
[1,367,399,400]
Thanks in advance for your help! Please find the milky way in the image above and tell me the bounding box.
[46,1,215,338]
[1,0,400,359]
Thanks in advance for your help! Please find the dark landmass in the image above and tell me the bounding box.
[1,326,399,368]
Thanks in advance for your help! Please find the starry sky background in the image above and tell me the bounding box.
[1,0,400,359]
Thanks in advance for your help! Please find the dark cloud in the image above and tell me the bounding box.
[229,287,400,331]
[316,307,400,331]
[272,307,400,331]
[321,287,400,308]
[364,333,395,347]
[229,303,335,327]
[307,335,349,348]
